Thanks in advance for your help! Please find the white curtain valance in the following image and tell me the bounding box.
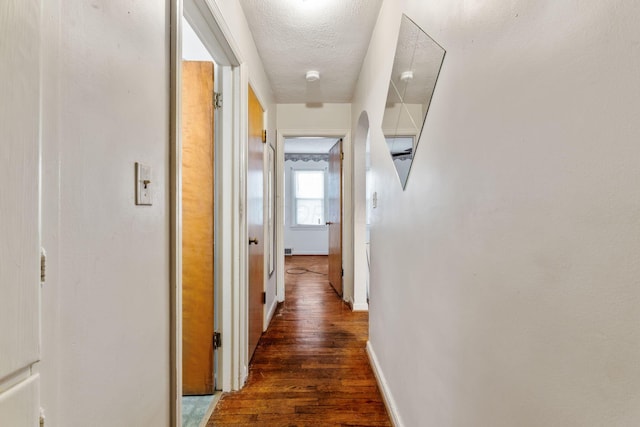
[284,153,329,162]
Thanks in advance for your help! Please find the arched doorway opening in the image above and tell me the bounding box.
[352,111,371,310]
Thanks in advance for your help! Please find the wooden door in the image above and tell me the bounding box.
[182,61,215,395]
[247,85,265,360]
[0,0,42,423]
[327,139,343,296]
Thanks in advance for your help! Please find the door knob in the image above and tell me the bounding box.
[249,237,259,245]
[325,221,333,225]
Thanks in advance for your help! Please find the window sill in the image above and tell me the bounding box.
[289,225,328,230]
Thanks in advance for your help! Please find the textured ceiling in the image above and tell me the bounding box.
[240,0,383,103]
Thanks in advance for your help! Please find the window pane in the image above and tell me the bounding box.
[296,199,324,225]
[295,170,324,199]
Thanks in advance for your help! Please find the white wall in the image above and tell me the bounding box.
[356,0,640,425]
[277,104,352,130]
[41,0,171,425]
[36,0,280,422]
[284,159,329,255]
[41,1,62,424]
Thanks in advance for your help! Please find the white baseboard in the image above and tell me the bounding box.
[366,341,403,427]
[264,295,278,330]
[345,295,354,308]
[239,365,247,389]
[291,251,328,255]
[352,301,369,311]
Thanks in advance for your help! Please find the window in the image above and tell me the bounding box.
[293,169,325,226]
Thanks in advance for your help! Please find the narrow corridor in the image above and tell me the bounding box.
[208,256,391,426]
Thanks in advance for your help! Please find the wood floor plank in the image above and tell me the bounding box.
[208,256,391,426]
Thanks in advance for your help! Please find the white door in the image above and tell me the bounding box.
[0,0,42,425]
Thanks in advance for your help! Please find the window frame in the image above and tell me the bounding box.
[290,167,328,229]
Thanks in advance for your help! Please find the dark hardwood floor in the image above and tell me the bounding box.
[208,255,391,426]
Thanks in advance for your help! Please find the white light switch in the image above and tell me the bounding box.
[135,162,152,205]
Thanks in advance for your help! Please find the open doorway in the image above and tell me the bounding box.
[283,137,342,295]
[352,111,371,312]
[180,16,219,427]
[171,0,247,424]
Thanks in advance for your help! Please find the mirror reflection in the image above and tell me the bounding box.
[382,14,445,189]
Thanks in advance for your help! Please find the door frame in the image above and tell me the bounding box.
[170,0,248,424]
[275,129,353,305]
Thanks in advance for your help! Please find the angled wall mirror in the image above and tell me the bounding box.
[382,14,445,189]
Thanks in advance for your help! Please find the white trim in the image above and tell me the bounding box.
[237,63,249,389]
[366,341,403,427]
[351,302,369,311]
[264,296,278,331]
[169,1,182,424]
[289,225,328,230]
[275,132,286,302]
[344,297,368,312]
[260,99,271,334]
[263,135,273,330]
[291,251,329,256]
[344,295,354,309]
[0,367,32,395]
[184,0,243,66]
[352,111,371,312]
[217,64,238,392]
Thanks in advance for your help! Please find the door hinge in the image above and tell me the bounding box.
[213,332,221,350]
[40,247,46,284]
[340,152,344,160]
[262,291,266,304]
[262,129,267,143]
[341,268,344,277]
[213,91,222,109]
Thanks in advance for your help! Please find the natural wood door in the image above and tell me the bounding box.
[248,85,265,360]
[182,60,215,395]
[0,0,42,423]
[327,139,343,296]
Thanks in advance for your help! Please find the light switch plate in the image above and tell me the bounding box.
[135,162,152,205]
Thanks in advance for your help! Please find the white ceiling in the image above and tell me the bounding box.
[240,0,383,103]
[284,137,339,153]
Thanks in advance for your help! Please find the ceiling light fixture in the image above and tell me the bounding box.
[400,70,414,82]
[306,70,320,82]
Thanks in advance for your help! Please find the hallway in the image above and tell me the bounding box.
[208,256,391,426]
